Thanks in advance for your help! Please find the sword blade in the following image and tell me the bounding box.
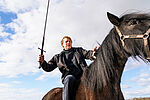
[39,0,50,68]
[41,0,50,55]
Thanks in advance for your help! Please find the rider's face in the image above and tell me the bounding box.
[62,38,72,50]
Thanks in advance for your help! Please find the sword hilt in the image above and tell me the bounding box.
[38,47,46,53]
[38,47,46,69]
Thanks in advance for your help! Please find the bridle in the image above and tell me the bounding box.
[115,26,150,60]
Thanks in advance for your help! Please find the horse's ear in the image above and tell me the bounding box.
[107,12,120,26]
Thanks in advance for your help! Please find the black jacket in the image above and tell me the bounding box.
[41,47,94,81]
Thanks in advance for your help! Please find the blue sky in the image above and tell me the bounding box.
[0,0,150,100]
[0,12,16,41]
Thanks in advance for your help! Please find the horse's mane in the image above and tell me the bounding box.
[83,12,150,91]
[83,29,124,91]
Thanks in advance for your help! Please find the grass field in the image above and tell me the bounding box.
[132,97,150,100]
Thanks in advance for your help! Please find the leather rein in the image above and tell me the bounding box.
[115,26,150,60]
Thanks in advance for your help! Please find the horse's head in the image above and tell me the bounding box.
[107,12,150,61]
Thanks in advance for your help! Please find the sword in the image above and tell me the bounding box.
[38,0,50,68]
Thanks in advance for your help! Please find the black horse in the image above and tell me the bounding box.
[42,12,150,100]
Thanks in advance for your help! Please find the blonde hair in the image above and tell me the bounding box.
[61,36,72,46]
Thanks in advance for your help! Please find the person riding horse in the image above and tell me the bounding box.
[39,36,97,100]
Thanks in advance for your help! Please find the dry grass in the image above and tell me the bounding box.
[132,97,150,100]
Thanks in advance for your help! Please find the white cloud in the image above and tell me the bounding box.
[0,3,45,77]
[123,85,150,99]
[0,81,45,100]
[122,72,150,99]
[121,84,131,89]
[11,81,22,84]
[0,25,10,37]
[36,68,61,80]
[0,83,10,88]
[0,0,109,77]
[0,0,40,13]
[124,57,147,71]
[0,84,44,100]
[130,73,150,86]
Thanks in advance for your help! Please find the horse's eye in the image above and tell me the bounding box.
[128,20,139,26]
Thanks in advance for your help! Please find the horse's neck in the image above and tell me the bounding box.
[103,31,129,68]
[97,44,128,78]
[83,32,129,91]
[99,42,128,66]
[96,34,129,82]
